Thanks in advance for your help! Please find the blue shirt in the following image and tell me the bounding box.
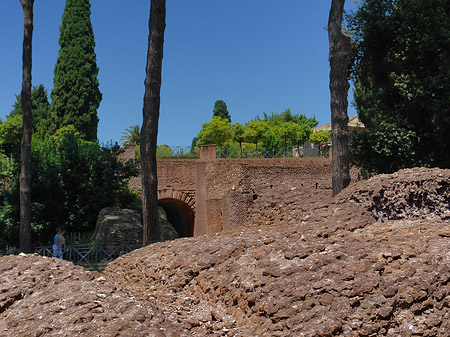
[54,234,61,247]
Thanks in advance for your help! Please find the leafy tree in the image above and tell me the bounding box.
[0,153,14,190]
[190,136,198,154]
[310,129,331,145]
[347,0,450,172]
[213,100,231,122]
[50,0,102,141]
[310,129,331,158]
[294,123,313,150]
[350,118,417,174]
[329,0,351,196]
[121,125,141,146]
[232,122,245,157]
[0,114,23,160]
[193,108,317,157]
[197,116,232,147]
[263,108,318,129]
[244,119,268,150]
[141,0,166,243]
[265,122,293,148]
[156,144,174,158]
[267,122,300,156]
[0,126,139,245]
[259,109,316,154]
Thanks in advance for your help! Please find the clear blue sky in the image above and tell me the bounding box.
[0,1,357,147]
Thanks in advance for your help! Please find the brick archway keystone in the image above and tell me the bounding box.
[157,189,195,212]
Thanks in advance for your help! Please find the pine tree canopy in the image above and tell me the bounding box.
[213,100,231,123]
[9,84,50,135]
[50,0,101,141]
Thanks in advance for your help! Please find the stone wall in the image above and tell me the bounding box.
[196,158,335,235]
[123,144,355,238]
[119,146,197,194]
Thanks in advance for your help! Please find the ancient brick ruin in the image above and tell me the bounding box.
[127,145,339,238]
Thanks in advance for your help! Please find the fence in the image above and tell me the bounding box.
[158,145,329,159]
[1,242,155,271]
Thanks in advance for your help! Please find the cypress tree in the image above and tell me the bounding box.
[213,100,231,123]
[50,0,101,141]
[10,84,50,135]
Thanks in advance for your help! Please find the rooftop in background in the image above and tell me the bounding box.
[313,115,365,133]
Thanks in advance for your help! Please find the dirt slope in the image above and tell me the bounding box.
[1,167,450,336]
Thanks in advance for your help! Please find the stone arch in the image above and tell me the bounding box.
[157,189,195,237]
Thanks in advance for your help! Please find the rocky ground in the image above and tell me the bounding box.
[1,167,450,336]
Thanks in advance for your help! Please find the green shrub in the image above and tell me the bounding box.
[0,127,139,245]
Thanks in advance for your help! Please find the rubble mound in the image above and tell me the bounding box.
[337,167,450,221]
[104,212,450,336]
[0,167,449,336]
[0,254,188,336]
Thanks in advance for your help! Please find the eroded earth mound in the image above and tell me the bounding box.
[337,167,450,221]
[1,167,450,336]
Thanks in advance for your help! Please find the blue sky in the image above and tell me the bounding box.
[0,1,357,147]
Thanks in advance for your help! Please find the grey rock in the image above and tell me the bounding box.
[95,206,178,245]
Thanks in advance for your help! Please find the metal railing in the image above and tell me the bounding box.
[1,242,155,271]
[157,145,328,159]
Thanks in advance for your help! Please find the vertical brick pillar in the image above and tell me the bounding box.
[199,145,216,161]
[194,161,207,236]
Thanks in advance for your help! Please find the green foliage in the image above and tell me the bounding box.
[259,109,315,150]
[9,84,50,137]
[194,108,317,157]
[197,116,233,147]
[134,144,141,161]
[0,153,15,189]
[50,0,102,141]
[0,114,23,160]
[121,125,141,146]
[350,118,418,174]
[244,119,268,149]
[294,123,313,146]
[231,122,245,156]
[213,100,231,122]
[310,129,331,145]
[267,122,298,148]
[0,127,139,245]
[156,144,174,158]
[190,136,198,154]
[263,109,318,128]
[347,0,450,172]
[232,122,245,144]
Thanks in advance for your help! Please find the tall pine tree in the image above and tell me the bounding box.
[329,0,351,196]
[19,0,35,252]
[213,100,231,122]
[10,84,50,135]
[50,0,101,141]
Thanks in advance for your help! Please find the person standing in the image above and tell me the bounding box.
[52,228,64,259]
[59,229,66,257]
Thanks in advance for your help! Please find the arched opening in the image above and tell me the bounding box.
[158,198,194,237]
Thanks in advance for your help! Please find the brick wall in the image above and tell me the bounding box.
[123,144,345,237]
[198,158,334,235]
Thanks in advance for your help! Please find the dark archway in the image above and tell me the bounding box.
[158,198,194,237]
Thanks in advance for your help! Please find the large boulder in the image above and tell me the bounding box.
[158,207,179,241]
[95,207,178,245]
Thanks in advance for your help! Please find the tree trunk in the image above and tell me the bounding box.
[19,0,34,252]
[141,0,165,244]
[328,0,351,196]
